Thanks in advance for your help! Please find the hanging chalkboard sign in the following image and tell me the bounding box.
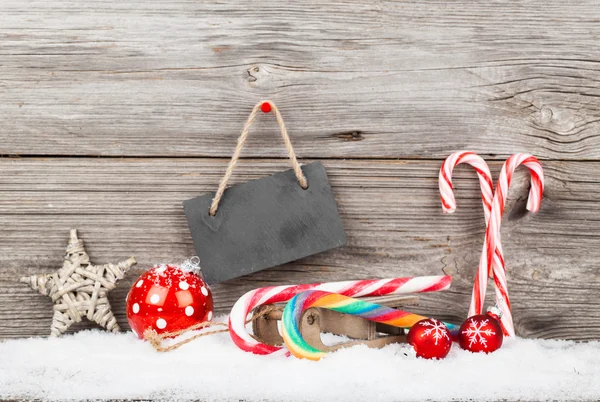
[183,101,346,284]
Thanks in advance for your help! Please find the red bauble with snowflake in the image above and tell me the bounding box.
[126,263,214,339]
[407,318,453,359]
[458,312,503,353]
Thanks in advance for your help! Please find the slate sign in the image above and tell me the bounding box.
[183,161,346,284]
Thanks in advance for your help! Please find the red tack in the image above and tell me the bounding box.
[260,102,272,113]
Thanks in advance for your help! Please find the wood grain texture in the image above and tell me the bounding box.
[0,0,599,342]
[1,1,600,158]
[0,158,598,340]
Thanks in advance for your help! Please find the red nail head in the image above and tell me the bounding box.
[261,102,272,113]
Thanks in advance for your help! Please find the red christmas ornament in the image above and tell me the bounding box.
[260,102,272,113]
[126,262,214,339]
[407,318,452,359]
[458,310,503,353]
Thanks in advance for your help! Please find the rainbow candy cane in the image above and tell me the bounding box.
[440,151,507,334]
[229,276,452,355]
[282,290,459,360]
[480,153,544,336]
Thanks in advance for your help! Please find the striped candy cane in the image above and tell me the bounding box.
[480,153,544,336]
[439,151,494,220]
[229,276,452,355]
[440,152,506,332]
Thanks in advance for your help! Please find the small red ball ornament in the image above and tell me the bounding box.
[458,309,503,353]
[126,262,214,339]
[260,102,272,113]
[407,318,452,359]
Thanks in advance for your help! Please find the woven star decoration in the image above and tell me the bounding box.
[20,229,136,337]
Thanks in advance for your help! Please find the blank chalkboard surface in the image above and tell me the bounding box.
[183,161,346,284]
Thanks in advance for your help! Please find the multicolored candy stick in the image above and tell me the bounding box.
[229,276,452,355]
[281,290,459,360]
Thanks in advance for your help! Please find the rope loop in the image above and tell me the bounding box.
[209,101,307,216]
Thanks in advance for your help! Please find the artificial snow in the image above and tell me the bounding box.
[1,317,599,401]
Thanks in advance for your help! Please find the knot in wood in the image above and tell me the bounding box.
[540,107,553,124]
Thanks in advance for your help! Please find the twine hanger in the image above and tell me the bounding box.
[144,305,278,352]
[209,100,308,217]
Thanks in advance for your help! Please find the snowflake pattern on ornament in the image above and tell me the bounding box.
[421,319,450,345]
[462,318,495,348]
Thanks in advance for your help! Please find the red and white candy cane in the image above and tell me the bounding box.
[440,152,505,330]
[480,153,544,336]
[439,151,494,220]
[229,276,452,355]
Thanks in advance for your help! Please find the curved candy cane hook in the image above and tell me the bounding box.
[440,152,506,328]
[482,153,544,336]
[439,151,494,220]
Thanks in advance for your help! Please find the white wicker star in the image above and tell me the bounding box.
[21,229,136,336]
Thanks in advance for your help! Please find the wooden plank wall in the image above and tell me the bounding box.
[1,1,599,339]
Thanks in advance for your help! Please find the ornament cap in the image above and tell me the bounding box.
[181,256,202,274]
[486,305,502,320]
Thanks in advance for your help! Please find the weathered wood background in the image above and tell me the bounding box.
[1,0,599,340]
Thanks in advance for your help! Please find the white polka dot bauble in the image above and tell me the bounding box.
[126,264,214,339]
